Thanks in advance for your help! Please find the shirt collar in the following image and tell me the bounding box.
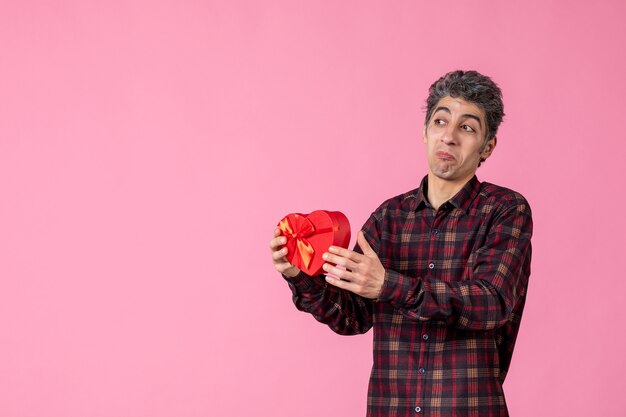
[413,175,481,213]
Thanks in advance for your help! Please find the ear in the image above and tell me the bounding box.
[422,124,428,144]
[480,136,497,161]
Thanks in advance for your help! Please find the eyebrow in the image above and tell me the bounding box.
[433,106,483,128]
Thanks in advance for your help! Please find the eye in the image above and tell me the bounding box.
[461,124,475,133]
[433,118,446,126]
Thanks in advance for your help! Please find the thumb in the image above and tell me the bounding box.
[357,231,375,256]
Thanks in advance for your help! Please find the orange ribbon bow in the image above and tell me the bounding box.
[278,214,316,269]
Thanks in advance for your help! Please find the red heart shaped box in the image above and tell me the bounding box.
[278,210,351,276]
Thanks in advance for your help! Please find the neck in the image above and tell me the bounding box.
[426,173,473,210]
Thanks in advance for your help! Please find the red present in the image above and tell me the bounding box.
[278,210,351,276]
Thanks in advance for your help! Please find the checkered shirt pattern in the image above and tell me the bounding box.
[285,175,533,417]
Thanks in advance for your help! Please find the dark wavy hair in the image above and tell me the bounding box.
[425,70,504,141]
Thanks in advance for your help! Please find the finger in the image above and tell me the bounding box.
[322,252,358,270]
[328,245,364,261]
[322,262,357,281]
[269,235,288,251]
[275,261,295,273]
[325,275,357,293]
[272,247,289,261]
[323,271,341,280]
[357,231,375,256]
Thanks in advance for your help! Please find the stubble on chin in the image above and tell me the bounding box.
[430,161,454,177]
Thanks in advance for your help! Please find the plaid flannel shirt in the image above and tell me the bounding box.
[285,175,532,417]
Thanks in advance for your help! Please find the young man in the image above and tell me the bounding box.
[269,70,532,417]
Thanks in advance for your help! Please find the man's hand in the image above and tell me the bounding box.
[322,231,385,299]
[269,228,301,278]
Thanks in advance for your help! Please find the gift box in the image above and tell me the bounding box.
[278,210,351,276]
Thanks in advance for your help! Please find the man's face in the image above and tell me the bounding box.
[423,96,496,184]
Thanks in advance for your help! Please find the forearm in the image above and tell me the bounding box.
[378,269,524,330]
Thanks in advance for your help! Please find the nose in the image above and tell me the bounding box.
[441,125,457,145]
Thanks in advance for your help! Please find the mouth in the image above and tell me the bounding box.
[436,151,455,161]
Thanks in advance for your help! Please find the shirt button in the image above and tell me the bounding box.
[432,229,439,235]
[415,406,422,413]
[419,367,425,374]
[428,263,435,269]
[422,334,429,341]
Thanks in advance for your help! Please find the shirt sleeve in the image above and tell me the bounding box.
[377,198,533,331]
[283,265,373,336]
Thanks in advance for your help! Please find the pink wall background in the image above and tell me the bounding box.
[1,1,625,416]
